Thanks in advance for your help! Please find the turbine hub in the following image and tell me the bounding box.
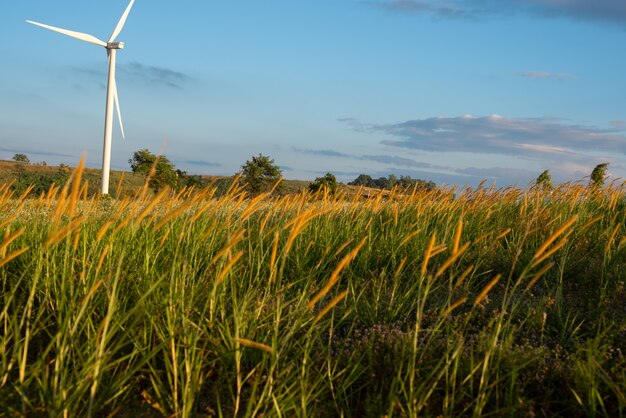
[107,42,124,49]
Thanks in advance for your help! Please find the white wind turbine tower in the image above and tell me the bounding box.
[27,0,136,195]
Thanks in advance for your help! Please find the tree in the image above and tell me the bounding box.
[309,172,338,194]
[12,153,29,163]
[240,154,283,194]
[535,169,553,190]
[129,148,178,192]
[349,174,373,187]
[176,169,205,189]
[348,173,435,191]
[11,171,69,196]
[590,163,609,189]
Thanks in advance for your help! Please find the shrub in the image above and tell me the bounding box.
[535,170,553,190]
[589,163,609,189]
[240,154,283,194]
[129,148,179,192]
[309,172,338,194]
[12,153,30,163]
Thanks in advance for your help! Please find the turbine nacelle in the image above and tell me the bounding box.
[107,42,125,50]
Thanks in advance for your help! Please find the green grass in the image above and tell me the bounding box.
[0,167,625,417]
[0,160,314,198]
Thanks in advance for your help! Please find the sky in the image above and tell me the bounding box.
[1,0,626,188]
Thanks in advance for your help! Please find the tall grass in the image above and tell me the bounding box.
[0,167,625,417]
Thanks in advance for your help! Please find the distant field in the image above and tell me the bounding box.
[0,165,625,417]
[0,160,323,197]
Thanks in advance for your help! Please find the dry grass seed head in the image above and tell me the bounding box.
[474,274,502,307]
[309,237,367,309]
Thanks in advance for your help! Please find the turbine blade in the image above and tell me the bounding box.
[26,20,107,47]
[112,77,125,139]
[109,0,135,43]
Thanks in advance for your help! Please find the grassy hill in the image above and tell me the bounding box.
[0,160,147,197]
[0,160,319,197]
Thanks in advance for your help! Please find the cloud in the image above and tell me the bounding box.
[341,115,626,185]
[368,0,626,25]
[295,148,441,169]
[362,154,434,168]
[455,166,541,185]
[70,62,193,89]
[183,160,220,167]
[346,115,626,159]
[611,120,626,131]
[121,62,193,89]
[518,71,578,80]
[368,0,474,18]
[0,145,73,158]
[296,148,352,158]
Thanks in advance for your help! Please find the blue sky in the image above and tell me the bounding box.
[1,0,625,187]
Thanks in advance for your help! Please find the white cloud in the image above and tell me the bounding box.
[516,143,571,154]
[348,115,626,158]
[341,115,626,184]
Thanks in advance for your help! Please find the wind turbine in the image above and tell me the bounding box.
[27,0,136,195]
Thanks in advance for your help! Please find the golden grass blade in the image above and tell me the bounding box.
[97,246,110,270]
[454,264,474,288]
[532,215,578,261]
[315,290,349,322]
[216,250,244,285]
[158,228,170,247]
[135,188,169,224]
[96,221,114,243]
[0,247,30,269]
[400,229,421,247]
[452,219,463,254]
[582,215,603,230]
[531,237,568,268]
[525,262,554,291]
[259,209,274,235]
[421,233,437,276]
[435,241,470,278]
[605,224,620,254]
[474,274,501,307]
[115,171,125,198]
[234,338,274,354]
[152,203,189,231]
[333,239,354,258]
[495,228,511,240]
[239,192,270,222]
[45,217,86,247]
[210,230,246,265]
[0,228,24,257]
[441,296,467,318]
[308,237,367,309]
[269,232,280,282]
[394,257,408,277]
[68,155,86,217]
[0,198,29,231]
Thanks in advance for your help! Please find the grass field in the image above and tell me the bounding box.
[1,163,625,417]
[0,160,314,198]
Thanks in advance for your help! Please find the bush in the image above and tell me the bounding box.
[535,170,553,190]
[12,153,30,163]
[10,171,70,196]
[309,172,338,194]
[129,149,179,192]
[349,174,435,191]
[590,163,609,189]
[240,154,283,194]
